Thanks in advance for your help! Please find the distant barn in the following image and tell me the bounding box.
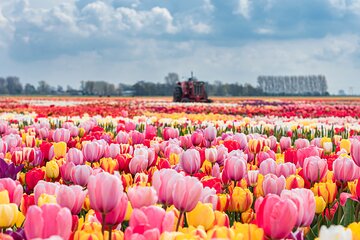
[257,75,328,96]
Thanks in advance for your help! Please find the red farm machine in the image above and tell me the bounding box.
[173,73,212,103]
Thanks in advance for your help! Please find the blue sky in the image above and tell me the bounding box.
[1,0,360,94]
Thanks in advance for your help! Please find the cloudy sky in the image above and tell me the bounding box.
[1,0,360,94]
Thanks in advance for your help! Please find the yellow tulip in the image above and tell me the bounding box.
[232,223,264,240]
[169,153,180,165]
[217,194,229,212]
[74,222,103,240]
[45,160,59,179]
[104,230,124,240]
[0,203,19,228]
[314,196,326,214]
[83,195,91,211]
[312,181,337,204]
[253,174,264,198]
[348,180,357,196]
[100,158,118,174]
[340,139,351,153]
[0,190,10,204]
[229,187,253,213]
[38,193,57,207]
[207,226,238,240]
[15,211,25,228]
[348,222,360,240]
[275,153,284,164]
[320,137,332,148]
[79,128,85,138]
[213,210,229,227]
[124,201,133,221]
[187,202,215,230]
[180,226,207,239]
[241,209,255,224]
[200,160,212,175]
[53,142,67,158]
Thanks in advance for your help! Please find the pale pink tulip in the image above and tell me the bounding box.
[262,174,286,195]
[303,156,328,183]
[223,156,247,181]
[56,185,88,215]
[34,181,59,205]
[71,165,93,187]
[333,156,358,182]
[82,142,103,162]
[172,176,203,212]
[152,169,182,206]
[129,155,148,174]
[259,158,277,176]
[52,128,70,143]
[276,162,296,178]
[65,148,84,165]
[127,186,158,208]
[180,149,201,175]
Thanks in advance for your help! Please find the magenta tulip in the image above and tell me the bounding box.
[24,204,72,240]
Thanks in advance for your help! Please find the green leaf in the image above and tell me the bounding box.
[342,198,355,226]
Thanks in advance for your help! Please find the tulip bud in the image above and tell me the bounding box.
[312,181,337,204]
[314,196,326,214]
[187,202,215,230]
[229,187,253,212]
[0,203,19,228]
[45,160,59,179]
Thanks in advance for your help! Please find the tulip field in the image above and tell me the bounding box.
[2,96,360,240]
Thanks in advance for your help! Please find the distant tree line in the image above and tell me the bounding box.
[0,73,329,97]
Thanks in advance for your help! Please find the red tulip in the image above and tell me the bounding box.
[21,194,35,215]
[256,194,298,239]
[25,168,45,191]
[24,204,72,240]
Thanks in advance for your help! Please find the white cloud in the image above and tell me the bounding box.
[235,0,251,19]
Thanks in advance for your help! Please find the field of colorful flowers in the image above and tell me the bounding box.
[1,96,360,240]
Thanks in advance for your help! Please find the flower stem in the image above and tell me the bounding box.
[176,211,184,231]
[101,213,106,237]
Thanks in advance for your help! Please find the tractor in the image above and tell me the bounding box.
[173,73,212,103]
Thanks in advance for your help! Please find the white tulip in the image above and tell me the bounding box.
[319,225,352,240]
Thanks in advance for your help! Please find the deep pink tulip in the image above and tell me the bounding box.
[88,172,123,214]
[351,139,360,167]
[180,149,201,175]
[257,150,276,165]
[204,126,217,142]
[256,194,298,239]
[65,148,84,165]
[297,146,321,167]
[276,162,296,178]
[60,161,75,182]
[96,193,128,226]
[24,204,72,240]
[52,128,70,143]
[130,131,144,145]
[216,145,228,165]
[125,121,136,132]
[280,137,292,151]
[129,155,148,174]
[262,174,286,195]
[71,165,93,187]
[259,158,277,176]
[152,169,183,206]
[124,206,174,240]
[0,178,23,206]
[0,139,7,154]
[191,131,204,146]
[205,148,218,163]
[34,181,59,205]
[179,135,193,149]
[127,186,158,208]
[281,188,316,227]
[145,125,157,140]
[172,176,203,212]
[333,156,358,182]
[294,138,310,149]
[303,156,328,183]
[56,185,87,215]
[163,127,179,141]
[82,142,103,162]
[223,156,247,181]
[116,131,130,144]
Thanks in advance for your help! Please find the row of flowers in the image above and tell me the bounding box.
[1,111,360,239]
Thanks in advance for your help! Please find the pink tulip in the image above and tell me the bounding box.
[256,194,298,239]
[24,204,72,240]
[65,148,84,165]
[104,143,120,158]
[56,185,88,215]
[294,138,310,149]
[303,156,328,183]
[247,170,259,187]
[276,162,296,178]
[23,147,36,162]
[134,147,156,167]
[179,136,193,149]
[95,193,128,226]
[69,126,79,137]
[180,149,201,175]
[0,178,23,206]
[163,127,179,141]
[34,181,59,205]
[82,142,103,162]
[281,188,316,227]
[223,156,247,181]
[152,169,182,206]
[191,131,204,146]
[205,148,218,163]
[262,174,286,195]
[88,172,123,214]
[38,127,50,139]
[129,155,148,174]
[333,156,358,182]
[62,122,74,129]
[124,206,174,240]
[52,128,70,143]
[200,187,218,209]
[71,165,93,187]
[216,145,228,165]
[116,131,130,144]
[3,134,21,152]
[351,139,360,167]
[264,136,277,151]
[164,144,183,158]
[232,133,248,150]
[257,150,276,165]
[127,186,158,208]
[297,146,321,167]
[0,139,7,154]
[172,176,203,212]
[280,137,292,151]
[145,125,157,140]
[212,163,220,178]
[204,126,217,142]
[125,121,136,132]
[60,161,75,182]
[259,158,277,176]
[130,131,144,145]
